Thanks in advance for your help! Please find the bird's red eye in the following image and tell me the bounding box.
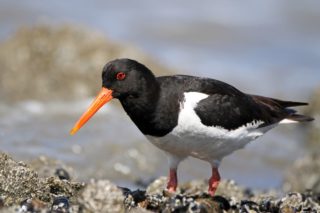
[116,72,126,80]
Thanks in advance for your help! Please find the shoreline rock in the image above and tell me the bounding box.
[0,153,84,207]
[0,152,319,212]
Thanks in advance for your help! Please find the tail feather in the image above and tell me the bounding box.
[252,95,308,108]
[273,99,308,108]
[251,95,314,124]
[282,114,314,123]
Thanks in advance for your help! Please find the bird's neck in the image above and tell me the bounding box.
[119,78,161,135]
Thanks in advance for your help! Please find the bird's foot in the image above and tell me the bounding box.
[208,180,220,196]
[167,186,177,193]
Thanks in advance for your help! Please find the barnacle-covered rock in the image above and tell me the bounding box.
[0,152,49,205]
[77,179,125,213]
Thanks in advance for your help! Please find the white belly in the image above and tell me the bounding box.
[146,92,276,163]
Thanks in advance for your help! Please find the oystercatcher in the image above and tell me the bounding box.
[70,58,313,196]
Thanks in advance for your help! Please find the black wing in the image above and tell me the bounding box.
[169,75,312,130]
[194,93,284,130]
[157,75,312,131]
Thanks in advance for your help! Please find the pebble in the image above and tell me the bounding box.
[51,197,70,213]
[19,199,34,212]
[19,199,46,213]
[55,168,70,180]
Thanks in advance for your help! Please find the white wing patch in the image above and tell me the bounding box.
[146,92,276,164]
[279,119,298,124]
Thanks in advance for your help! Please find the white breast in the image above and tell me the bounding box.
[146,92,276,164]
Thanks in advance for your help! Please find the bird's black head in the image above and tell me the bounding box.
[102,58,156,99]
[70,58,159,135]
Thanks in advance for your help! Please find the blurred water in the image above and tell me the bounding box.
[0,0,319,189]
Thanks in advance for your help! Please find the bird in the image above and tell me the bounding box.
[70,58,313,196]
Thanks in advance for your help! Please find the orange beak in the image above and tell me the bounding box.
[70,87,113,135]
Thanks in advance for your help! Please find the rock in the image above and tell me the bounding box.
[0,152,84,207]
[283,153,320,193]
[0,25,176,102]
[0,152,49,205]
[278,192,320,213]
[20,198,47,212]
[146,176,167,195]
[51,196,70,213]
[77,179,125,213]
[128,177,245,212]
[181,179,248,200]
[1,152,320,212]
[45,177,84,200]
[125,177,320,212]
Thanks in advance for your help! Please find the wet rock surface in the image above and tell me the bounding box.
[1,152,320,212]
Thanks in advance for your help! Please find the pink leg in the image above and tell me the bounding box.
[167,168,178,192]
[208,167,221,196]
